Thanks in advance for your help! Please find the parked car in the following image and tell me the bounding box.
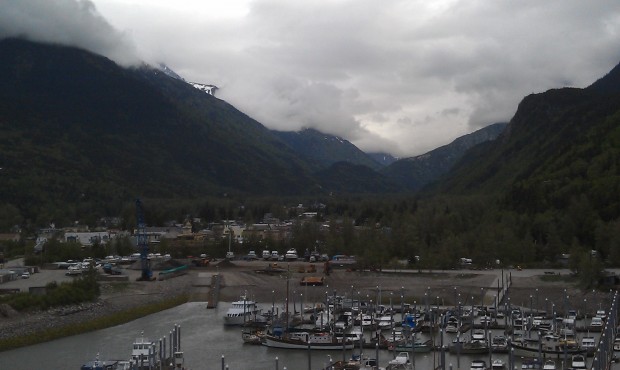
[245,251,258,260]
[225,251,235,260]
[21,271,30,279]
[66,264,82,276]
[262,250,271,260]
[270,251,280,261]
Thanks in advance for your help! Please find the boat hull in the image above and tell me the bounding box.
[509,342,586,359]
[263,335,355,350]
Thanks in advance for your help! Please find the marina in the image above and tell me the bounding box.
[1,291,618,370]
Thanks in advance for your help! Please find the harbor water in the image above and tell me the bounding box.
[0,301,607,370]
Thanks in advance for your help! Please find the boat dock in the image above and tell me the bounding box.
[206,273,221,309]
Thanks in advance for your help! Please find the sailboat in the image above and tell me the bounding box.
[262,266,354,350]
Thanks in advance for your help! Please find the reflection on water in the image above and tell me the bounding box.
[0,302,596,370]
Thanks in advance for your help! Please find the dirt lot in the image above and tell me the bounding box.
[210,260,613,315]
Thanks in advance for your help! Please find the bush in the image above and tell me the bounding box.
[0,272,100,312]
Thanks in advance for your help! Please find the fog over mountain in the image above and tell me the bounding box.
[2,0,620,157]
[0,0,139,66]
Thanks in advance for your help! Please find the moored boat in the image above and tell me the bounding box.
[130,334,156,368]
[470,360,487,370]
[394,338,433,352]
[571,354,587,369]
[449,338,489,354]
[509,335,585,358]
[241,329,264,345]
[614,336,620,351]
[80,355,129,370]
[223,295,266,326]
[491,359,505,370]
[491,335,509,353]
[386,352,413,370]
[262,331,355,350]
[521,358,542,369]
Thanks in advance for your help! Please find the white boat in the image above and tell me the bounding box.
[130,333,156,368]
[445,316,460,333]
[359,357,386,370]
[262,331,354,350]
[542,360,556,370]
[387,352,413,370]
[491,335,508,352]
[581,336,596,355]
[571,354,587,370]
[521,358,542,370]
[223,295,265,326]
[172,351,185,369]
[284,248,298,261]
[470,360,487,370]
[361,314,374,327]
[614,336,620,351]
[377,315,393,330]
[491,359,505,370]
[472,330,486,342]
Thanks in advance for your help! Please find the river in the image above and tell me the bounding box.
[0,302,598,370]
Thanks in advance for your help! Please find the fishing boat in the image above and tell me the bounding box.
[262,331,355,350]
[509,334,585,358]
[223,295,266,326]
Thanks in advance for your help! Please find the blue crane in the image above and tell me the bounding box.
[135,199,153,281]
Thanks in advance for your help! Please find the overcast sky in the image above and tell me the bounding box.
[2,1,620,157]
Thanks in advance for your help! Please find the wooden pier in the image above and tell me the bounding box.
[206,273,221,309]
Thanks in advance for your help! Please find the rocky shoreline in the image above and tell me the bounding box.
[0,273,193,344]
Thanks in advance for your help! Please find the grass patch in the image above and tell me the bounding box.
[0,294,188,352]
[539,274,577,283]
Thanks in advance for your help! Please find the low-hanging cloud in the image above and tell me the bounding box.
[0,0,139,66]
[4,0,620,157]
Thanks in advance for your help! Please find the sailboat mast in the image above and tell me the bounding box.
[286,266,290,331]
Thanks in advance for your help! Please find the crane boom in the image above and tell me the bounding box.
[135,199,153,281]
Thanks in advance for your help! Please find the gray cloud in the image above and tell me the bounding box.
[3,0,620,157]
[0,0,139,66]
